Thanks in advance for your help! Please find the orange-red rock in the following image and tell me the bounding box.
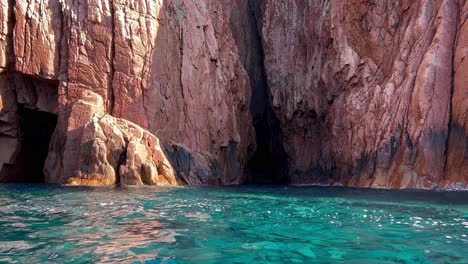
[258,0,467,188]
[45,91,177,186]
[0,0,466,189]
[1,0,254,186]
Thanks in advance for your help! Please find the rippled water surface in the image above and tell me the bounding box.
[0,184,467,263]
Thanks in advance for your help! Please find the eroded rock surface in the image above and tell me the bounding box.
[0,0,254,185]
[0,0,466,189]
[44,91,177,186]
[258,0,467,188]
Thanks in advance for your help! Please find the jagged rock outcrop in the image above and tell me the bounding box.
[258,0,467,188]
[0,0,254,185]
[0,0,466,189]
[45,91,177,186]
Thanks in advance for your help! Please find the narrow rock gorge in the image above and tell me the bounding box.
[0,0,466,189]
[224,0,288,184]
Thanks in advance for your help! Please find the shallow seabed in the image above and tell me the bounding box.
[0,184,467,263]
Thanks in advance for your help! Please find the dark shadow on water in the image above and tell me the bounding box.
[1,183,466,205]
[188,185,468,205]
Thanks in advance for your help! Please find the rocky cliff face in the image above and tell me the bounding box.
[258,0,467,189]
[0,0,254,186]
[0,0,466,189]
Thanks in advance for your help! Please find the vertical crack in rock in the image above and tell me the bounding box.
[227,0,288,184]
[57,1,65,78]
[443,21,458,180]
[108,1,116,115]
[6,0,16,70]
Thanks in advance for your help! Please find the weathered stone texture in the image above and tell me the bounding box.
[0,0,466,189]
[44,91,177,186]
[1,0,254,186]
[259,0,467,188]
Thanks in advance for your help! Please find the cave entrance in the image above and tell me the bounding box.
[0,74,59,183]
[246,111,288,184]
[230,0,288,184]
[15,107,57,182]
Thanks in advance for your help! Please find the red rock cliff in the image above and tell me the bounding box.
[258,0,467,188]
[0,0,254,186]
[0,0,466,189]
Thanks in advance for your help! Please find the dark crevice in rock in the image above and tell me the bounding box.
[57,1,65,79]
[0,71,59,183]
[6,0,16,70]
[116,144,128,186]
[443,30,457,180]
[108,2,116,115]
[2,107,57,183]
[228,0,288,184]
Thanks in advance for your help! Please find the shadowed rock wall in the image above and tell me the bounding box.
[0,0,466,189]
[257,0,467,189]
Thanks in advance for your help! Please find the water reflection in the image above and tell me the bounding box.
[0,184,467,263]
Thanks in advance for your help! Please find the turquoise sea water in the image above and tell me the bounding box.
[0,184,467,263]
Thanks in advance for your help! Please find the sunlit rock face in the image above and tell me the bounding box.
[0,0,254,186]
[258,0,467,188]
[0,0,466,188]
[44,91,178,186]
